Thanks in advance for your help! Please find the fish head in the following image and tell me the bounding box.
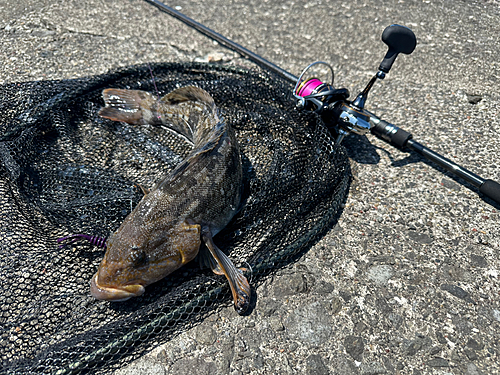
[90,220,201,301]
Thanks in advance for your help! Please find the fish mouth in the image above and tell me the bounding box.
[90,273,145,302]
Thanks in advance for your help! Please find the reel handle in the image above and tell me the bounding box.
[379,24,417,73]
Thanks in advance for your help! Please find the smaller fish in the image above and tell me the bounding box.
[70,85,250,314]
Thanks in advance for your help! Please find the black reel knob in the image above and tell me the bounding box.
[379,24,417,73]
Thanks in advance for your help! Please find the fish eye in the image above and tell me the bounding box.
[129,248,148,268]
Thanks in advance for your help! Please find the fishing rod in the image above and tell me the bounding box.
[143,0,500,205]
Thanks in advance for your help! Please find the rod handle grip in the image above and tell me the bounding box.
[479,179,500,204]
[371,118,412,149]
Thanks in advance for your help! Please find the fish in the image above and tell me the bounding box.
[89,85,250,314]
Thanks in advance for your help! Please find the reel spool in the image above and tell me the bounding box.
[293,62,349,113]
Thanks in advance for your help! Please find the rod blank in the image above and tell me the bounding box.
[143,0,298,83]
[406,139,484,188]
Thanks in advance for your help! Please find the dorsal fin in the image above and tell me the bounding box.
[161,86,215,107]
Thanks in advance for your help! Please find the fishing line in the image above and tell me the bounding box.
[147,62,161,99]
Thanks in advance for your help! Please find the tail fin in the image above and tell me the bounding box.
[99,89,155,124]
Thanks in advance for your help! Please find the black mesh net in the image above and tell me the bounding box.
[0,62,350,374]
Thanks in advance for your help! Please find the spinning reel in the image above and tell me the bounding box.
[293,24,417,148]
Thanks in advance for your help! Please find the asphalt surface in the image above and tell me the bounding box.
[1,0,500,374]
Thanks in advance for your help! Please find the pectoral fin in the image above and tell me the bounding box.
[198,247,224,275]
[201,227,250,315]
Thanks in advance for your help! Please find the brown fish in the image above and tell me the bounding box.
[91,86,250,314]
